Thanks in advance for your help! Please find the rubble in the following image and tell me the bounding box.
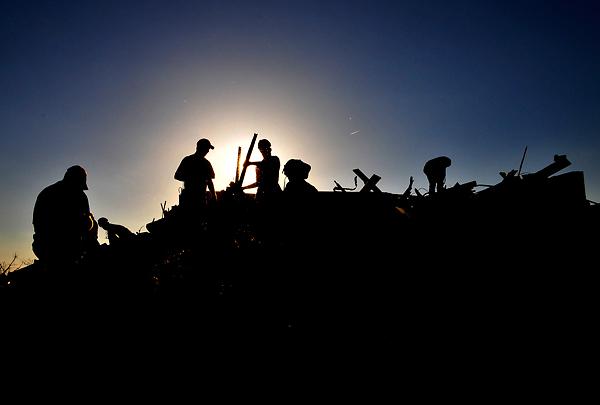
[2,154,597,335]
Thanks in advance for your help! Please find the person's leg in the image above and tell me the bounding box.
[436,180,444,193]
[427,175,435,195]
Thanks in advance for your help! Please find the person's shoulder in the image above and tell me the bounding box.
[199,155,213,165]
[177,154,196,169]
[301,181,318,192]
[39,180,63,196]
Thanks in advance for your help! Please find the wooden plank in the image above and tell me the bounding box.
[353,168,382,193]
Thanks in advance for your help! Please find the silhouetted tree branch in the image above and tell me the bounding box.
[0,254,32,275]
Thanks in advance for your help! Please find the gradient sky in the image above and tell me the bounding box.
[1,0,599,263]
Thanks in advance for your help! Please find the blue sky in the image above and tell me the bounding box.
[1,0,599,262]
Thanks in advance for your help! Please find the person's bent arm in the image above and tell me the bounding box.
[242,182,258,190]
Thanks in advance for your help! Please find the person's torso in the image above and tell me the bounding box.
[256,156,281,191]
[33,181,90,235]
[180,154,214,189]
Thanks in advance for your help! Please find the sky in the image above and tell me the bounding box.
[1,0,599,263]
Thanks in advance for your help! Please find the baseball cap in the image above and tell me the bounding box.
[64,165,88,190]
[197,138,215,150]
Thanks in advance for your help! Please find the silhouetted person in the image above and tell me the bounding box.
[32,165,99,265]
[242,139,282,202]
[283,159,318,193]
[423,156,451,195]
[175,138,217,210]
[98,217,135,245]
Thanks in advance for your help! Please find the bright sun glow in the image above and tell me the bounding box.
[211,139,258,192]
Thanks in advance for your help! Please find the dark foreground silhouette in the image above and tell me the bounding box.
[2,154,597,364]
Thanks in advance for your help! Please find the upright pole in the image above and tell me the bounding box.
[235,146,241,183]
[517,146,528,177]
[236,133,258,188]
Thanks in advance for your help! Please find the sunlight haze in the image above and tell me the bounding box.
[1,1,599,263]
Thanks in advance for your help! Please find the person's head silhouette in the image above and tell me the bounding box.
[63,165,88,190]
[97,217,109,229]
[196,138,215,155]
[257,139,272,157]
[283,159,311,181]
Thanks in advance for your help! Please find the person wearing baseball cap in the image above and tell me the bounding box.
[196,138,214,150]
[32,165,98,264]
[175,138,217,210]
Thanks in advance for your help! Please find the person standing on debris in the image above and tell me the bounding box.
[32,165,99,264]
[242,139,282,202]
[423,156,451,195]
[283,159,318,193]
[175,138,217,209]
